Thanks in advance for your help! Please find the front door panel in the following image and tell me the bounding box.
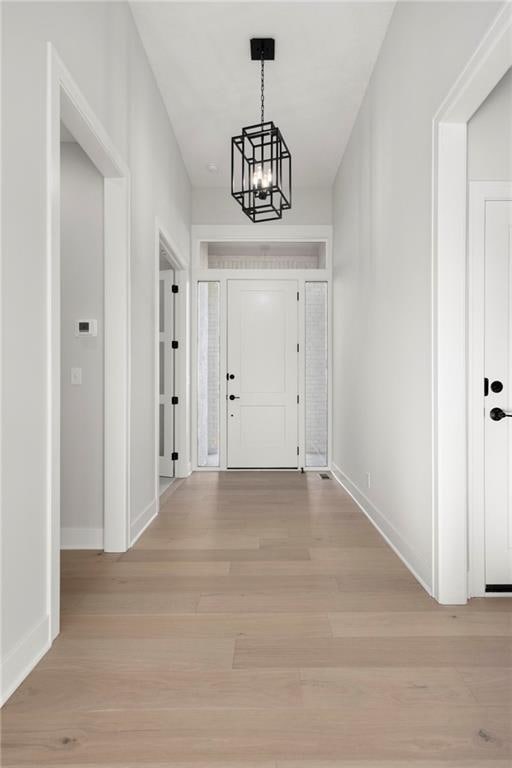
[227,280,298,468]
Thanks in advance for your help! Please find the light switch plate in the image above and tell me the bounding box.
[71,367,82,386]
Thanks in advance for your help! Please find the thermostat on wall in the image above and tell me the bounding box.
[75,319,97,337]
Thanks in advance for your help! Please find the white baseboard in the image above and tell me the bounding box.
[1,615,50,705]
[176,461,192,479]
[60,526,103,549]
[331,462,432,595]
[130,497,157,546]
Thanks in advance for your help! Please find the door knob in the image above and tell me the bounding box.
[490,407,512,421]
[229,394,240,401]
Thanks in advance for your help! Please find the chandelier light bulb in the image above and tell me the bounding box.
[252,165,272,198]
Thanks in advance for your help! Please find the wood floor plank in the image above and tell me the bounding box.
[3,470,511,767]
[233,637,512,668]
[276,762,512,768]
[299,667,478,706]
[60,591,200,614]
[230,549,405,575]
[120,547,311,562]
[457,667,512,706]
[8,668,302,711]
[61,574,340,595]
[328,611,512,636]
[198,590,442,613]
[36,637,235,672]
[9,763,512,768]
[62,560,231,577]
[2,706,511,763]
[60,612,333,639]
[134,533,260,550]
[7,763,276,768]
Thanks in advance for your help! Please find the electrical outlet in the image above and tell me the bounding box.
[71,367,82,386]
[366,472,371,489]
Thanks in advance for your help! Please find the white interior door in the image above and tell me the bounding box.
[484,198,512,588]
[159,269,175,477]
[227,280,298,468]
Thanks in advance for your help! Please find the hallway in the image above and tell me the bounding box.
[2,471,511,765]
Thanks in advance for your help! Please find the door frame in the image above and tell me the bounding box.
[153,219,190,511]
[468,181,512,597]
[190,225,332,472]
[432,5,512,603]
[158,264,176,480]
[47,45,131,639]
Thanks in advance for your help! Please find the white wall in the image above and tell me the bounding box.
[192,186,332,225]
[1,1,191,702]
[468,66,512,181]
[60,142,104,547]
[331,1,501,590]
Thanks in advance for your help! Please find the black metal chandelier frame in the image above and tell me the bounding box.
[231,38,292,223]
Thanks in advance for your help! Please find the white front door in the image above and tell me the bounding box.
[484,198,512,588]
[159,269,176,477]
[227,280,298,468]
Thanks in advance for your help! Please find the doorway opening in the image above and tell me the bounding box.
[153,221,189,507]
[48,45,130,640]
[60,129,104,549]
[191,230,332,471]
[158,238,179,496]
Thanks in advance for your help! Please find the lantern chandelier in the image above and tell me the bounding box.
[231,38,292,223]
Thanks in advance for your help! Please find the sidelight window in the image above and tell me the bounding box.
[305,282,328,466]
[197,282,220,467]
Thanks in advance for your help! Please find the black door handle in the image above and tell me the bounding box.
[490,407,512,421]
[229,394,240,401]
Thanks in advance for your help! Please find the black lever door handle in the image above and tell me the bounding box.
[490,407,512,421]
[229,394,240,401]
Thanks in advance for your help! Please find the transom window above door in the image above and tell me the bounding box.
[201,241,326,270]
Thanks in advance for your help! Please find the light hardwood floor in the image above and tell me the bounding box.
[2,471,512,766]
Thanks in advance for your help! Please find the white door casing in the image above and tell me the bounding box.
[227,280,299,468]
[159,269,175,478]
[433,5,512,604]
[484,198,512,587]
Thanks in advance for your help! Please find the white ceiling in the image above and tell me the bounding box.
[131,2,394,189]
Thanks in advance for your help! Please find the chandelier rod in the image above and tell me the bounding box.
[260,52,265,124]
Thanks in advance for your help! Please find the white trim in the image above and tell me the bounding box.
[103,177,131,553]
[190,225,332,472]
[60,527,104,550]
[468,182,512,597]
[432,5,512,604]
[130,497,158,546]
[0,616,50,706]
[47,45,131,643]
[331,463,432,596]
[191,224,332,249]
[0,7,3,705]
